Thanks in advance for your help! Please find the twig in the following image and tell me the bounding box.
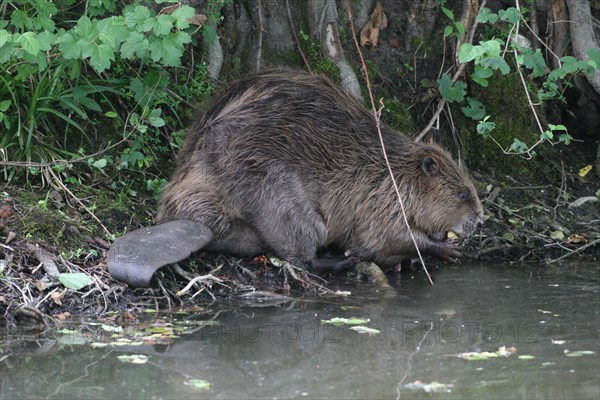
[255,0,263,72]
[548,238,600,263]
[415,0,487,142]
[344,0,433,285]
[176,273,224,297]
[48,168,111,237]
[285,0,312,73]
[395,321,434,399]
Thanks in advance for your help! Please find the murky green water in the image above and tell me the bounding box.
[1,263,598,399]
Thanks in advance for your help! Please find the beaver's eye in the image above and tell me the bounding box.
[459,191,468,201]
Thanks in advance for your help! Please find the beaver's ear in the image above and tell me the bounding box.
[422,156,439,176]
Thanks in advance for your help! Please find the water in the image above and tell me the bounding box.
[1,263,598,399]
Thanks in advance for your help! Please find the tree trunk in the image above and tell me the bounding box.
[565,0,600,94]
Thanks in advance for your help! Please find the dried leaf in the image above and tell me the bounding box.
[566,234,588,244]
[189,14,208,27]
[51,290,64,306]
[360,2,388,47]
[6,231,16,244]
[388,38,401,48]
[54,311,72,321]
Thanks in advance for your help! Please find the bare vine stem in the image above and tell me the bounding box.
[285,0,312,73]
[343,0,433,285]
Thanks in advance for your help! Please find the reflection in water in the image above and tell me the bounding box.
[1,263,598,399]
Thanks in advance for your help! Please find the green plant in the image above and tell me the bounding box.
[0,0,227,185]
[436,4,599,158]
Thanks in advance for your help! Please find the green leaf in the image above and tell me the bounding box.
[481,56,511,75]
[96,17,129,48]
[0,100,10,112]
[147,108,165,127]
[472,66,493,87]
[92,158,107,169]
[443,25,453,38]
[509,138,528,153]
[437,73,466,103]
[455,21,465,38]
[153,14,174,36]
[480,40,502,57]
[120,32,150,59]
[548,123,567,132]
[58,273,93,290]
[458,43,487,63]
[461,97,486,120]
[0,30,12,47]
[88,43,115,72]
[499,7,520,24]
[184,379,210,390]
[37,31,55,51]
[172,5,195,30]
[558,133,572,144]
[57,32,82,59]
[17,32,40,56]
[522,49,546,77]
[441,6,454,21]
[587,48,600,68]
[105,111,117,118]
[124,5,152,31]
[202,25,217,44]
[476,8,498,24]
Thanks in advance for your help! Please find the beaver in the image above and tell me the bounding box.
[107,70,484,287]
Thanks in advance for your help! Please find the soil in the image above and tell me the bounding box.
[0,149,598,327]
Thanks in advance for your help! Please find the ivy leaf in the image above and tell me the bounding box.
[476,7,498,24]
[472,66,493,87]
[58,273,93,290]
[509,138,528,153]
[588,48,600,68]
[437,73,466,103]
[17,32,40,56]
[461,97,486,120]
[172,5,195,30]
[480,40,502,57]
[202,25,217,44]
[522,48,546,77]
[458,43,486,63]
[499,7,520,24]
[481,56,510,75]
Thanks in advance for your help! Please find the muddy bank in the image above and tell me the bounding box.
[0,164,598,325]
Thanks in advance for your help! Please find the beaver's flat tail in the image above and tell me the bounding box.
[107,220,213,287]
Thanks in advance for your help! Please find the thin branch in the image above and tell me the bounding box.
[285,0,312,73]
[344,0,433,285]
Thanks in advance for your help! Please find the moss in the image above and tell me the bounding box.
[460,72,555,180]
[381,97,414,133]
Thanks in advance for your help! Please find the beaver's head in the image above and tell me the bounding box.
[407,143,484,242]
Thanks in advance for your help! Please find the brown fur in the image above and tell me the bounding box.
[157,71,484,269]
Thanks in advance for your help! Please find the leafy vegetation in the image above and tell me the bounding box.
[0,0,228,189]
[437,4,599,158]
